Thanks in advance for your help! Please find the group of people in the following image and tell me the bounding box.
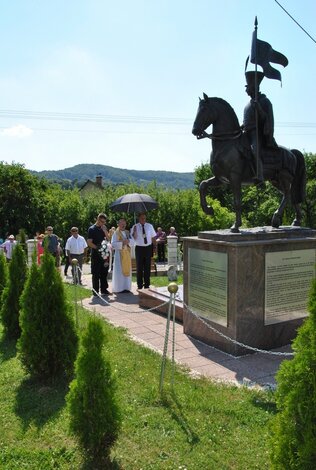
[154,225,177,262]
[2,215,177,296]
[88,212,178,297]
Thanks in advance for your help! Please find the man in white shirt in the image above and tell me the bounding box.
[1,234,17,262]
[65,227,88,284]
[131,213,156,289]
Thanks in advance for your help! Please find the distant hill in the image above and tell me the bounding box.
[31,163,195,189]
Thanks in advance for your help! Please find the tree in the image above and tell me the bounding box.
[0,244,27,339]
[18,251,78,378]
[0,251,8,305]
[0,162,50,238]
[270,278,316,468]
[67,317,120,467]
[18,260,43,374]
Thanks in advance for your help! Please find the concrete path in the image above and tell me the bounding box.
[68,265,292,389]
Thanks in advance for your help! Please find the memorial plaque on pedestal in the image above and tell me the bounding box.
[188,248,227,326]
[265,249,316,325]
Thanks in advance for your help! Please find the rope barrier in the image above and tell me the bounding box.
[183,303,294,357]
[73,264,170,314]
[71,263,294,357]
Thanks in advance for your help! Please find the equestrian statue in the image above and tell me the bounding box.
[192,18,306,233]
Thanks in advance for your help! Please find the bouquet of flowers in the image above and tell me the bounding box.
[98,240,112,267]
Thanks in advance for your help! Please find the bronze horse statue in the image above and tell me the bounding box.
[192,93,306,232]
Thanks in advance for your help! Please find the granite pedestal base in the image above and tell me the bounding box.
[182,227,316,356]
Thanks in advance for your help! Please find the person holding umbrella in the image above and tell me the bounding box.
[131,213,156,290]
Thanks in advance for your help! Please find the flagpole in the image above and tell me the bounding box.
[253,16,260,181]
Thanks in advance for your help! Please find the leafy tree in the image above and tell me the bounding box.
[304,152,316,180]
[0,162,50,238]
[270,278,316,469]
[0,244,27,339]
[67,317,120,467]
[19,251,78,378]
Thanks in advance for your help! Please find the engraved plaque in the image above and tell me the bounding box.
[188,248,228,326]
[265,249,316,325]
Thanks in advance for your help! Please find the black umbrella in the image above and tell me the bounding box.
[110,193,158,221]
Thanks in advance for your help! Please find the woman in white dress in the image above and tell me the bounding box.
[111,218,135,293]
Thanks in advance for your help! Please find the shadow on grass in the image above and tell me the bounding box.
[0,331,17,362]
[251,393,277,415]
[161,389,199,446]
[14,374,69,431]
[80,456,122,470]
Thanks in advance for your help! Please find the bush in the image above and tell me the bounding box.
[0,251,8,304]
[270,278,316,468]
[67,317,120,466]
[18,251,78,378]
[0,244,27,339]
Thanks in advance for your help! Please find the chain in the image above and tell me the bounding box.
[72,266,293,357]
[184,303,294,357]
[90,287,170,313]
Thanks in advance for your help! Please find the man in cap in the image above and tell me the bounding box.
[243,71,277,184]
[1,234,17,262]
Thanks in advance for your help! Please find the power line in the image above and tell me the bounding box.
[0,109,190,125]
[274,0,316,44]
[0,109,315,129]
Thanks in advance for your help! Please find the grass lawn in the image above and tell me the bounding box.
[132,274,183,288]
[0,284,275,469]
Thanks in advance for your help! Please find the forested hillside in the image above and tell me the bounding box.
[31,163,194,189]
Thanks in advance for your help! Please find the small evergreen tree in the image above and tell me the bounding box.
[67,317,120,466]
[18,260,42,374]
[17,228,28,254]
[0,251,8,304]
[270,278,316,469]
[0,244,27,339]
[19,251,78,378]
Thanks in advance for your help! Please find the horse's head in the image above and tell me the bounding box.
[192,93,216,139]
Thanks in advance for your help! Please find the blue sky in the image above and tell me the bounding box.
[0,0,315,172]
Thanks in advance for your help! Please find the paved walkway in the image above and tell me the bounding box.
[68,265,292,389]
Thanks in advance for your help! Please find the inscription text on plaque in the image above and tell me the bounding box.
[265,249,316,325]
[188,248,228,326]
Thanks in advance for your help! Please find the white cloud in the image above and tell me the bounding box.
[1,124,33,138]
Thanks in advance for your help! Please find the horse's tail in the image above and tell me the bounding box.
[291,149,306,204]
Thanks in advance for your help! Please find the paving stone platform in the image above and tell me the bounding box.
[67,265,293,389]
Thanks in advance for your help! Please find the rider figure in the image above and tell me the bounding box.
[243,71,277,183]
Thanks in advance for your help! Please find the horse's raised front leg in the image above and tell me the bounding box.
[199,177,223,216]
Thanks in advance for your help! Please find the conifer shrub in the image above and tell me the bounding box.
[0,244,27,339]
[0,251,8,304]
[270,278,316,469]
[18,260,42,374]
[17,228,27,254]
[18,251,78,378]
[67,317,120,466]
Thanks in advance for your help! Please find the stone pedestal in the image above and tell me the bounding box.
[182,227,316,356]
[167,235,178,267]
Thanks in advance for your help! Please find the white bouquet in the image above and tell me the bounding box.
[98,240,112,267]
